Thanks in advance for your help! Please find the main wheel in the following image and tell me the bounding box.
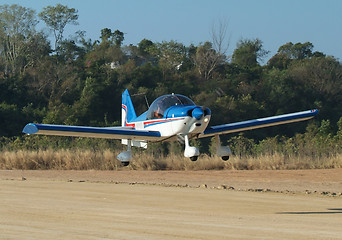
[190,156,198,161]
[221,156,229,161]
[121,161,130,166]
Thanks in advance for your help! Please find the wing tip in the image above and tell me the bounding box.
[309,109,319,117]
[22,123,38,134]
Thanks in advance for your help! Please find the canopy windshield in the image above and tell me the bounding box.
[146,94,195,119]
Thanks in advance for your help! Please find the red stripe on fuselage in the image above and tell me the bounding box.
[143,117,185,126]
[122,104,135,128]
[123,105,185,129]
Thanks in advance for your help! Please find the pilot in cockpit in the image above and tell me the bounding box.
[154,103,164,118]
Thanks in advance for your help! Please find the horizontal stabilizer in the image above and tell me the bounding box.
[200,109,318,138]
[22,123,161,141]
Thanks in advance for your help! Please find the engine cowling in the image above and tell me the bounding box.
[191,107,204,120]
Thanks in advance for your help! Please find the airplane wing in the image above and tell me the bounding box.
[199,109,318,138]
[22,123,161,141]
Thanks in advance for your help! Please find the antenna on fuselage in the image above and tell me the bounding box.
[131,92,150,109]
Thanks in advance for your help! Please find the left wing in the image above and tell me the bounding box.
[200,109,318,138]
[22,123,161,141]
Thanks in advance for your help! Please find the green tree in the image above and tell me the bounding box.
[289,56,342,123]
[56,30,90,65]
[39,4,79,53]
[113,30,124,47]
[138,39,154,57]
[99,28,124,47]
[70,72,121,126]
[85,28,125,69]
[149,41,187,78]
[0,4,39,75]
[193,41,226,80]
[278,42,313,60]
[268,42,316,70]
[100,28,113,43]
[232,38,268,68]
[260,68,298,113]
[267,53,291,70]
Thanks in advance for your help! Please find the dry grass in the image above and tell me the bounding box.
[228,153,342,170]
[0,149,121,170]
[1,149,342,170]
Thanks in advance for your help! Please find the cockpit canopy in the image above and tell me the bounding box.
[146,94,195,119]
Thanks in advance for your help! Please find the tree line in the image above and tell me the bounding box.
[1,4,342,158]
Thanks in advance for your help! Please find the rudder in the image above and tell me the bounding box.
[121,89,137,127]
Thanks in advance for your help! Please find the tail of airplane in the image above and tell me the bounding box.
[121,89,147,149]
[121,89,137,127]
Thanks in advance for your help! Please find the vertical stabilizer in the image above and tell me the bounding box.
[121,89,137,126]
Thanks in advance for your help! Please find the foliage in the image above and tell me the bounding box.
[232,38,269,67]
[39,4,78,52]
[0,4,40,75]
[193,41,226,80]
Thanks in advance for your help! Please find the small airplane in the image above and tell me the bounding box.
[23,89,318,165]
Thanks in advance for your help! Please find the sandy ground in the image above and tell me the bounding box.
[1,169,342,239]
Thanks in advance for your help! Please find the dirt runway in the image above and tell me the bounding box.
[1,170,342,239]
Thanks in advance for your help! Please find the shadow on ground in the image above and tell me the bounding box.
[277,208,342,215]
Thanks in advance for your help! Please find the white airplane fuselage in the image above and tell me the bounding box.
[126,115,211,139]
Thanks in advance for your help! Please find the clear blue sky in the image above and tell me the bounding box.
[4,0,342,62]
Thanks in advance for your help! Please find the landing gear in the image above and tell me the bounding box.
[121,161,130,166]
[117,139,132,166]
[215,135,231,161]
[183,135,200,160]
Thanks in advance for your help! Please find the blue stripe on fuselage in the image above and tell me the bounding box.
[143,117,186,128]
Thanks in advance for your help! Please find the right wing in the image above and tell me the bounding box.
[200,109,318,138]
[22,123,161,141]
